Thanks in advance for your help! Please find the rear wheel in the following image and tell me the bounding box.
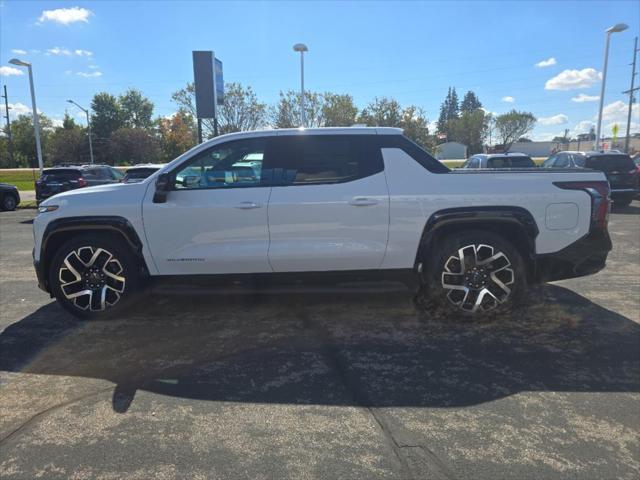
[1,194,17,211]
[416,230,526,319]
[49,234,139,319]
[613,195,633,208]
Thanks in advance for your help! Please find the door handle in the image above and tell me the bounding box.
[349,197,379,206]
[235,201,261,209]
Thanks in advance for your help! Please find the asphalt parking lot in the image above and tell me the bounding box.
[1,205,639,480]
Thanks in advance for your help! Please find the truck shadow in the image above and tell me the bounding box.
[1,284,638,413]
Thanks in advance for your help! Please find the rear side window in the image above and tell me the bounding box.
[270,135,383,186]
[572,155,586,167]
[379,135,450,173]
[585,155,634,172]
[41,170,81,181]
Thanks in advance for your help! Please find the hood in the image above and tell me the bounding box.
[40,182,144,206]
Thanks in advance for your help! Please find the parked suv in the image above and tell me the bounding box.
[543,151,638,207]
[35,165,124,204]
[461,153,536,169]
[0,183,20,211]
[122,164,164,184]
[33,128,612,320]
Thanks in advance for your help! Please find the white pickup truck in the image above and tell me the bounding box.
[33,127,612,319]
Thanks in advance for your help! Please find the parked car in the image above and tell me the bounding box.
[34,127,612,320]
[0,183,20,211]
[543,151,638,207]
[122,164,164,184]
[461,153,536,169]
[35,165,124,204]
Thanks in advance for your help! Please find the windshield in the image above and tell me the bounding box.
[585,155,634,172]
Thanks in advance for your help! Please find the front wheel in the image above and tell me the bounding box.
[417,230,526,319]
[49,234,140,319]
[1,194,17,211]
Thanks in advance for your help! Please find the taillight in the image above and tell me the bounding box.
[77,177,88,187]
[553,181,610,230]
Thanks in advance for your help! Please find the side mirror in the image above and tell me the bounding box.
[153,173,172,203]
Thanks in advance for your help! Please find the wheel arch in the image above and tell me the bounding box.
[415,206,539,281]
[39,216,148,293]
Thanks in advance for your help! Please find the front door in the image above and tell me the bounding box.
[267,134,390,272]
[142,136,273,275]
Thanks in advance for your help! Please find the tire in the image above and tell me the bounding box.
[1,194,17,211]
[416,229,526,320]
[48,234,140,320]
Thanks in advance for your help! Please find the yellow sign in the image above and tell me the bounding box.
[612,123,619,141]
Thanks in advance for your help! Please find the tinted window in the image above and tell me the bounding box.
[110,168,124,180]
[487,156,535,168]
[554,154,570,168]
[469,157,481,168]
[572,155,586,167]
[542,155,556,167]
[124,168,159,180]
[93,168,113,180]
[585,155,634,172]
[173,138,266,189]
[271,135,383,186]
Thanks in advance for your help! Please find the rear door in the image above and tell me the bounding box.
[267,134,390,272]
[586,155,636,190]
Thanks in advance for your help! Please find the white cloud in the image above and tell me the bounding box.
[11,49,27,55]
[88,64,99,69]
[38,7,93,25]
[601,100,639,122]
[545,68,601,90]
[571,93,599,103]
[535,57,557,68]
[0,66,24,77]
[65,70,73,75]
[573,120,595,135]
[501,96,515,103]
[7,102,32,119]
[77,71,102,78]
[538,114,568,126]
[46,46,72,56]
[74,49,93,57]
[50,118,64,129]
[533,132,562,142]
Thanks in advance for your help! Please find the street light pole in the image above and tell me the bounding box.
[293,43,308,128]
[67,99,95,164]
[595,23,628,151]
[9,58,43,174]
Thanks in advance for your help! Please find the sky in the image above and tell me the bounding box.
[1,0,639,141]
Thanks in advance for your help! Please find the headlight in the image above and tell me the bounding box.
[38,205,59,213]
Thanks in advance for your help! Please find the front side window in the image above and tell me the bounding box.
[173,138,266,189]
[271,135,383,186]
[554,154,569,168]
[543,155,556,167]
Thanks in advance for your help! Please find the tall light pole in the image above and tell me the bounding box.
[293,43,308,127]
[622,37,639,153]
[67,99,95,164]
[9,58,44,174]
[595,23,628,150]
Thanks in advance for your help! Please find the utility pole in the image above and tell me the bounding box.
[1,85,15,167]
[623,36,639,153]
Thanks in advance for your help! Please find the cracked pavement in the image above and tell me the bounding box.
[1,205,639,479]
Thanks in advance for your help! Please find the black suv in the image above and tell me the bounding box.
[0,183,20,211]
[35,165,124,204]
[543,151,638,207]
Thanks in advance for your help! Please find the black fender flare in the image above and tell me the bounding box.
[37,216,146,293]
[416,206,539,271]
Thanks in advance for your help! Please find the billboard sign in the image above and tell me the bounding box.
[192,51,215,119]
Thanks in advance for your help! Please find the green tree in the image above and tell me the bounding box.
[119,88,154,129]
[460,91,482,113]
[322,93,358,127]
[172,82,267,138]
[8,114,52,167]
[109,128,161,165]
[49,112,89,165]
[436,87,460,141]
[271,90,325,128]
[358,97,433,150]
[158,110,197,161]
[494,110,537,150]
[91,92,123,161]
[452,109,489,155]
